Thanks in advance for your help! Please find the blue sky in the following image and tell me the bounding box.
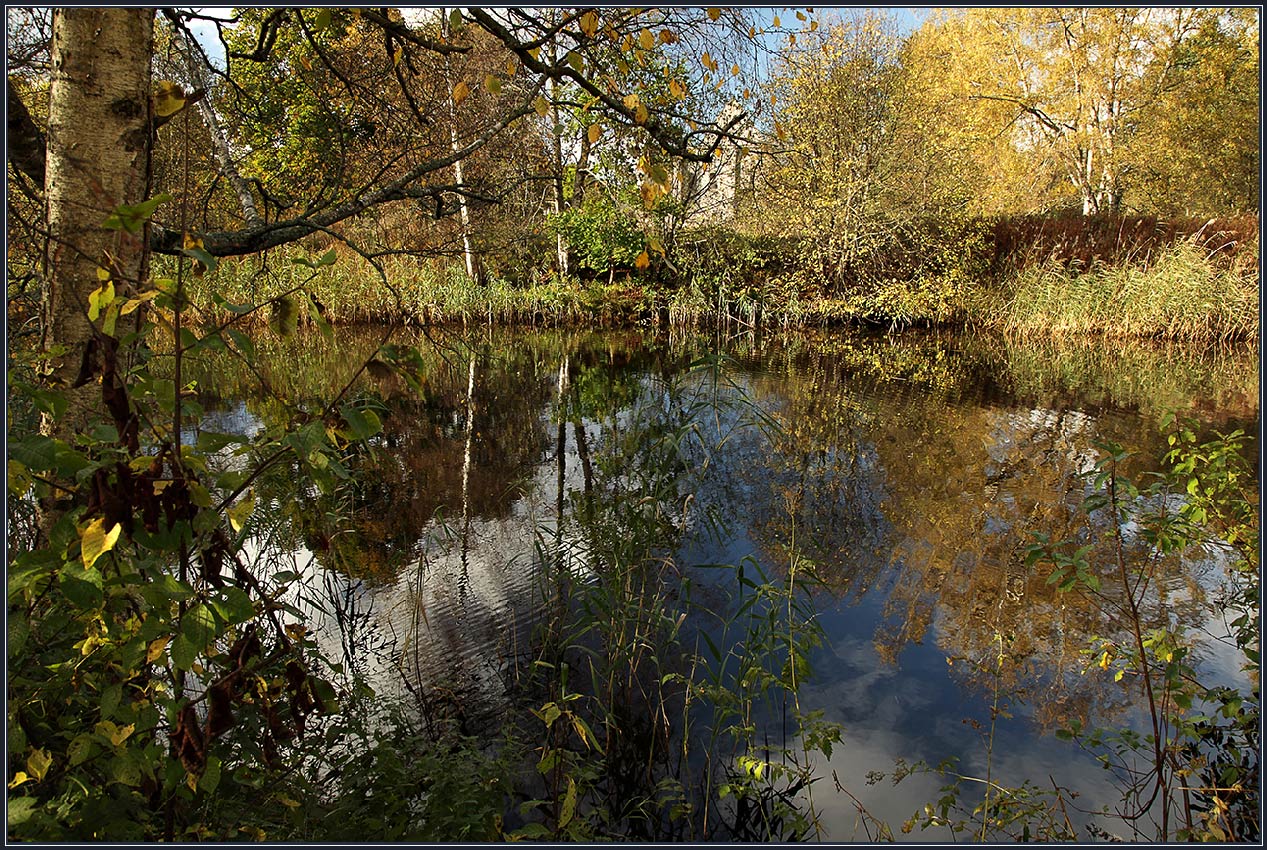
[188,7,935,67]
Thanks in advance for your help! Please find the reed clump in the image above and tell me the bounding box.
[997,235,1260,343]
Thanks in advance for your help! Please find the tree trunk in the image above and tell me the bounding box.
[441,9,478,283]
[168,15,260,226]
[43,8,154,431]
[547,19,569,276]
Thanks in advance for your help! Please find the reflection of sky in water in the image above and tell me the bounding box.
[201,328,1258,839]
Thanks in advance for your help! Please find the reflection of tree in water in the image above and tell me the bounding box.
[728,333,1224,731]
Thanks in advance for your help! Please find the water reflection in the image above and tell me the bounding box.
[193,325,1258,838]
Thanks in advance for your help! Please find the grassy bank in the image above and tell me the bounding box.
[998,237,1259,341]
[175,215,1259,343]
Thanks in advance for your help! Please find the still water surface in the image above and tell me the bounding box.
[194,325,1259,840]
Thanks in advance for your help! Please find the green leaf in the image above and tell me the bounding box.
[559,776,577,828]
[181,604,217,651]
[448,8,461,30]
[211,292,255,315]
[8,434,59,472]
[199,756,222,794]
[305,293,334,342]
[196,431,241,453]
[225,328,255,359]
[313,8,332,31]
[268,296,298,338]
[170,634,197,671]
[340,405,382,441]
[208,586,255,625]
[100,683,122,718]
[8,613,30,656]
[67,734,95,766]
[103,193,173,234]
[512,823,551,839]
[60,567,104,609]
[540,702,562,727]
[110,752,142,787]
[8,796,38,827]
[180,246,219,274]
[310,677,339,713]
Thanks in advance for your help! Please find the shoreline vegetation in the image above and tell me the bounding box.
[186,214,1260,344]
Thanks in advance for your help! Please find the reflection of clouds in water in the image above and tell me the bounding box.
[792,726,950,842]
[811,635,937,720]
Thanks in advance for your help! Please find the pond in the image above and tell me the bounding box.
[189,324,1259,841]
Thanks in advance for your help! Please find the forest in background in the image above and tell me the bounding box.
[7,7,1261,340]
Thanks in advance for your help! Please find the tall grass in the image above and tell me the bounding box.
[997,235,1260,343]
[177,253,648,329]
[165,218,1259,342]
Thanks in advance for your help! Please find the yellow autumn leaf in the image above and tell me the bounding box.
[639,29,654,50]
[773,15,781,27]
[669,78,686,99]
[700,51,715,71]
[96,266,111,281]
[119,290,160,316]
[7,771,31,789]
[707,8,721,21]
[95,720,135,747]
[26,749,52,782]
[299,55,312,71]
[451,81,471,106]
[146,636,171,663]
[505,59,516,76]
[182,232,203,250]
[533,95,550,118]
[81,516,122,570]
[634,103,649,124]
[659,29,676,44]
[797,11,807,21]
[731,64,740,76]
[810,20,818,32]
[1099,650,1111,670]
[228,490,255,533]
[587,123,602,144]
[634,250,650,270]
[153,80,187,118]
[87,281,115,322]
[579,10,599,37]
[622,92,640,111]
[484,74,501,95]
